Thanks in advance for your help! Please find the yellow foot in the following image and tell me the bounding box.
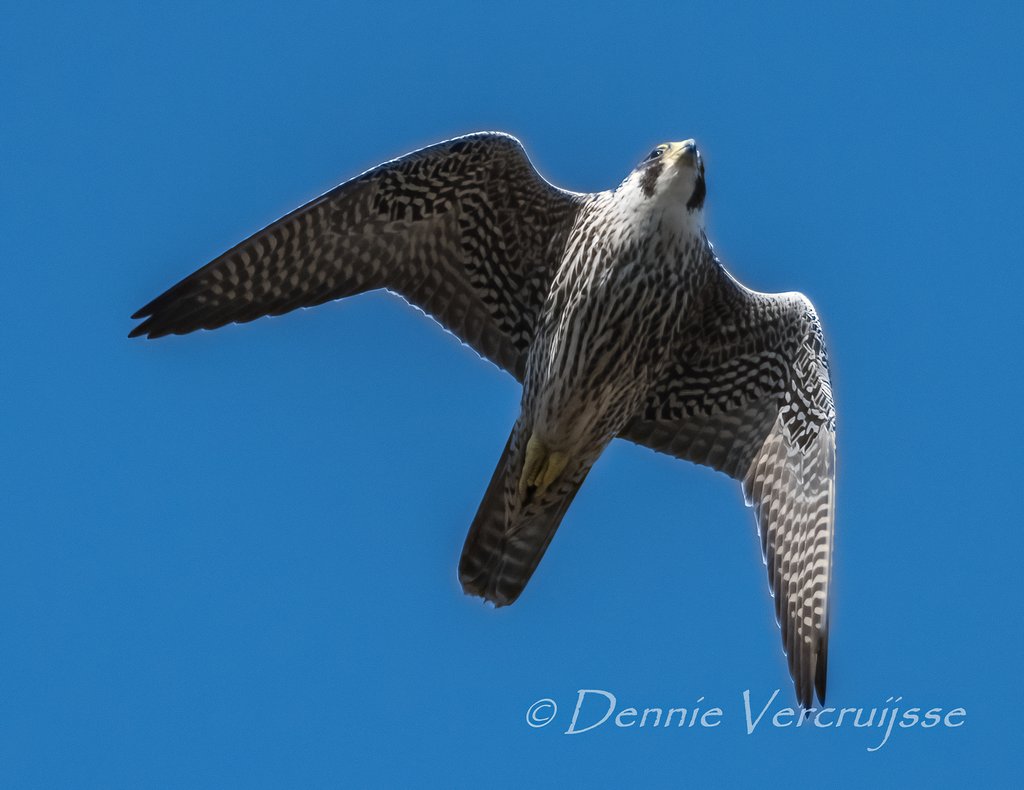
[518,434,569,500]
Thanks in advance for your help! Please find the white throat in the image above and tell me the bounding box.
[617,172,705,238]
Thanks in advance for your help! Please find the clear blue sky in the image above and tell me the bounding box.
[3,1,1022,786]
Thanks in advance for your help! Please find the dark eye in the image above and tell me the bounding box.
[644,147,665,163]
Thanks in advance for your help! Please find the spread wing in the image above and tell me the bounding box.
[621,265,836,708]
[129,132,584,380]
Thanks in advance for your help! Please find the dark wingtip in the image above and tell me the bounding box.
[814,632,829,705]
[127,320,152,339]
[129,297,162,336]
[798,677,812,712]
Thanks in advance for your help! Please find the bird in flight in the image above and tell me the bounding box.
[130,132,837,708]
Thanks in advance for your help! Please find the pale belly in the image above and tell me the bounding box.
[524,263,684,450]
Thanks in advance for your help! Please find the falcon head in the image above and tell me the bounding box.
[633,139,706,212]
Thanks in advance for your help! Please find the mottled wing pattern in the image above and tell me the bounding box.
[130,132,584,380]
[621,266,836,708]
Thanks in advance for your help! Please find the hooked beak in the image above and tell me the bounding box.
[669,139,699,167]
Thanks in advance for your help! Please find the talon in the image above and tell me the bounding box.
[519,435,569,500]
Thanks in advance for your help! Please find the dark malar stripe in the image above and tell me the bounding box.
[639,161,663,198]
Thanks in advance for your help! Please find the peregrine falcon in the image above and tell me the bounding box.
[130,132,837,708]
